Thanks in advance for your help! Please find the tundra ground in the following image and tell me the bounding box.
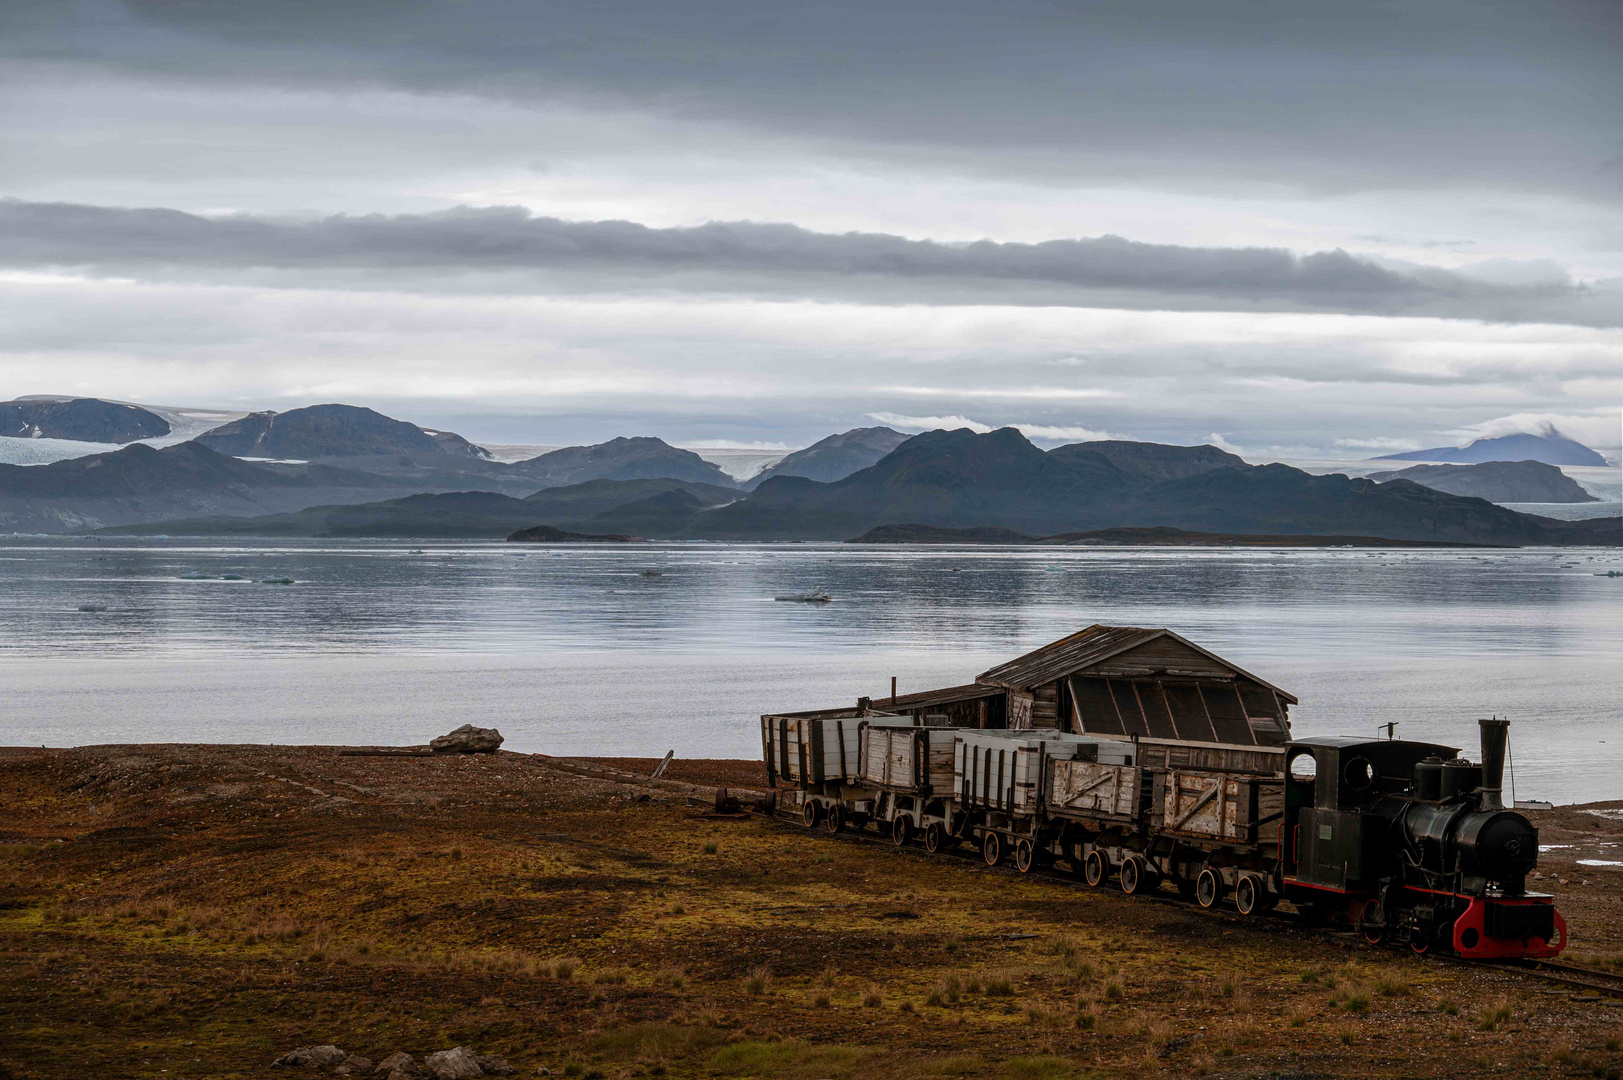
[2,744,1621,1079]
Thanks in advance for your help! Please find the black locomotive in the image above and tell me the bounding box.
[1285,718,1562,957]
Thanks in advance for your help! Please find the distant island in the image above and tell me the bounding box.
[506,525,640,543]
[1367,460,1598,504]
[848,524,1484,547]
[1372,430,1606,467]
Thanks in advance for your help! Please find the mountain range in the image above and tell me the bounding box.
[1,397,172,443]
[81,427,1620,546]
[194,404,491,459]
[743,426,910,488]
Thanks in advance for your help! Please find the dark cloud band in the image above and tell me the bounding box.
[1,199,1613,325]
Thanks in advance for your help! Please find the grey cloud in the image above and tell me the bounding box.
[3,199,1616,325]
[4,1,1621,201]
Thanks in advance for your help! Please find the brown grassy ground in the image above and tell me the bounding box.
[1,744,1621,1080]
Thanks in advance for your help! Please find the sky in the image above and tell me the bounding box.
[1,0,1620,456]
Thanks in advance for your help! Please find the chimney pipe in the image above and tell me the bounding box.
[1478,718,1509,811]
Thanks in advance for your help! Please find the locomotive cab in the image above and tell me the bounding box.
[1282,736,1456,890]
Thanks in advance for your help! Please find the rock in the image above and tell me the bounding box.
[273,1045,347,1068]
[424,1046,484,1079]
[475,1055,514,1076]
[334,1056,374,1075]
[388,1073,418,1080]
[429,725,503,754]
[533,1068,552,1077]
[374,1054,421,1076]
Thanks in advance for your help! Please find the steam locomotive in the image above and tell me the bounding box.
[762,713,1565,960]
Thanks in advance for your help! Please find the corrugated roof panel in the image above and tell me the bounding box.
[976,625,1162,690]
[976,624,1297,704]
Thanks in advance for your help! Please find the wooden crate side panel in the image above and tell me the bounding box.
[1161,771,1231,839]
[925,735,956,791]
[1050,761,1140,818]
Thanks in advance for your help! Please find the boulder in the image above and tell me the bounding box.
[272,1045,347,1068]
[424,1047,484,1079]
[429,725,503,754]
[342,1056,374,1073]
[475,1055,514,1076]
[374,1054,421,1076]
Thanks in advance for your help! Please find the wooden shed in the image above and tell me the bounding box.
[974,625,1296,746]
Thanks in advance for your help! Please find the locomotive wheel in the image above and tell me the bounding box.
[1235,874,1263,916]
[1083,849,1107,887]
[982,831,1003,866]
[1119,855,1144,895]
[923,822,946,854]
[822,803,845,834]
[1014,839,1037,874]
[1408,926,1433,956]
[891,816,912,846]
[802,800,820,828]
[1195,867,1224,909]
[1359,899,1386,945]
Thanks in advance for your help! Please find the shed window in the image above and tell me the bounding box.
[1134,681,1179,739]
[1109,680,1151,737]
[1162,683,1217,743]
[1200,684,1255,745]
[1068,677,1125,735]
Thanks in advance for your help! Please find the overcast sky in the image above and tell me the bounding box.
[2,0,1620,454]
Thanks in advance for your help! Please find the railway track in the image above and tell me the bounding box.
[745,805,1613,1002]
[1495,959,1623,999]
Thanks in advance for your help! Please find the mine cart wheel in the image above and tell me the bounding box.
[822,803,845,834]
[923,822,947,854]
[1014,839,1039,874]
[982,831,1003,867]
[1195,867,1225,910]
[891,815,913,846]
[1359,899,1386,945]
[1083,849,1108,887]
[802,800,821,828]
[1235,874,1264,916]
[1119,855,1147,895]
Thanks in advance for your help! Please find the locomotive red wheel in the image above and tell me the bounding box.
[822,803,845,834]
[982,831,1003,866]
[1014,839,1037,874]
[1195,867,1224,909]
[1083,849,1107,887]
[1235,874,1264,916]
[1408,927,1432,956]
[802,800,820,828]
[1359,899,1386,945]
[891,816,912,846]
[923,822,946,854]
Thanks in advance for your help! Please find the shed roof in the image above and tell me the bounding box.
[884,683,1003,710]
[975,624,1298,703]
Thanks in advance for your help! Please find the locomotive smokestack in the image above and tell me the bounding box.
[1478,718,1509,811]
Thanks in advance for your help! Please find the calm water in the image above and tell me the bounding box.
[2,539,1620,804]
